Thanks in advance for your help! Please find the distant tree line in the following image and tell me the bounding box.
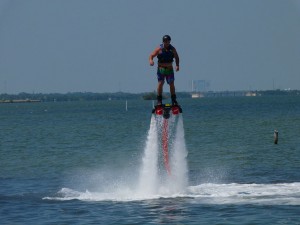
[0,92,142,102]
[258,89,300,96]
[0,92,193,102]
[0,90,299,102]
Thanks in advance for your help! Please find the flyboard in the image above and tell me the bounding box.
[152,103,182,175]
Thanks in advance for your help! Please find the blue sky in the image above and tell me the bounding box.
[0,0,300,93]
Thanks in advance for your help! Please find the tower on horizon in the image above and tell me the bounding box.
[191,80,210,92]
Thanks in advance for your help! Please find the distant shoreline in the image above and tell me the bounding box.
[0,90,299,103]
[0,99,41,104]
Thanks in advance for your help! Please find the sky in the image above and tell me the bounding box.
[0,0,300,94]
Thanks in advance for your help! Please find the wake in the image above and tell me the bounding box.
[44,182,300,205]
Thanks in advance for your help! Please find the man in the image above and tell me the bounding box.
[149,35,180,105]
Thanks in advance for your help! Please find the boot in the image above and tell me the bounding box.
[171,94,178,105]
[157,95,162,105]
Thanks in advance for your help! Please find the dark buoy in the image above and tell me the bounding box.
[274,130,278,144]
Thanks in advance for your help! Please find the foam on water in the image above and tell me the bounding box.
[44,182,300,205]
[187,182,300,205]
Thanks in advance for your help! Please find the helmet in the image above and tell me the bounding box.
[162,35,171,42]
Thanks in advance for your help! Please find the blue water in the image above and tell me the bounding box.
[1,96,300,224]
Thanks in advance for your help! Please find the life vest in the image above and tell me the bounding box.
[157,44,175,64]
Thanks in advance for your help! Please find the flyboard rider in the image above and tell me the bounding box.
[149,35,180,106]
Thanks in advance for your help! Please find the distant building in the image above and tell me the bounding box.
[190,80,210,98]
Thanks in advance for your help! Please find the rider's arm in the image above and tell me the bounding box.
[173,48,180,71]
[149,47,160,66]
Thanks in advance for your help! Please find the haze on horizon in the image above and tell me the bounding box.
[0,0,300,94]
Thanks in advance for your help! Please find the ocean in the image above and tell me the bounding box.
[1,96,300,224]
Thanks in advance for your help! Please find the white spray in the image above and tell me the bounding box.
[169,114,188,193]
[138,113,188,197]
[137,115,159,197]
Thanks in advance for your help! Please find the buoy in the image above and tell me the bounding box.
[274,130,278,144]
